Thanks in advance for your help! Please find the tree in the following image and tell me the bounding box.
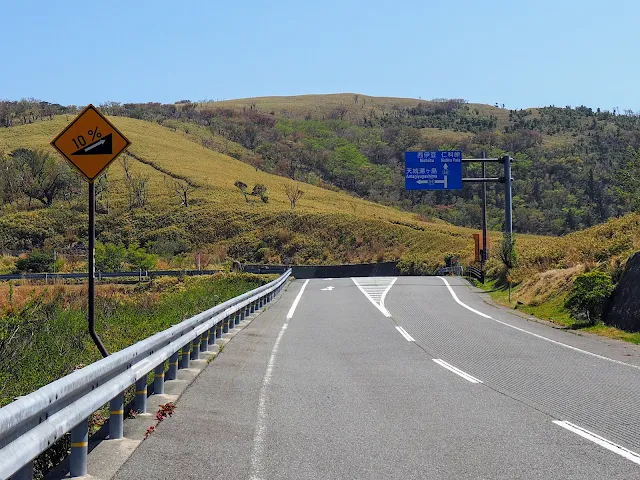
[174,180,193,207]
[617,146,640,212]
[284,183,304,210]
[251,183,269,203]
[564,271,614,325]
[122,156,149,209]
[10,148,77,207]
[0,154,21,205]
[234,180,249,202]
[95,173,109,213]
[499,235,517,302]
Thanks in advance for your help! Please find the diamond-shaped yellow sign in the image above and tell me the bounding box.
[51,104,130,182]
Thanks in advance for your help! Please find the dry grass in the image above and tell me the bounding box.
[511,265,585,306]
[0,282,136,311]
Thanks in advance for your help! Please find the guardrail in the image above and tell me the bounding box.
[0,269,223,281]
[435,265,484,283]
[463,265,484,283]
[0,269,291,480]
[435,266,464,276]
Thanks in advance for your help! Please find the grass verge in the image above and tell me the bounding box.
[0,272,274,407]
[475,279,640,345]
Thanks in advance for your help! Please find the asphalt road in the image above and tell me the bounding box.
[114,277,640,479]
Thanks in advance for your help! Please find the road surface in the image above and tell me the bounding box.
[114,277,640,479]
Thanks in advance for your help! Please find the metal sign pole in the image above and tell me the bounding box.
[89,182,109,358]
[503,155,513,240]
[481,151,488,278]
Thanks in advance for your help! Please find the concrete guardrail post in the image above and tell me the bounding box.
[135,375,147,413]
[180,343,190,369]
[154,363,165,395]
[109,392,124,439]
[166,351,179,380]
[70,419,89,476]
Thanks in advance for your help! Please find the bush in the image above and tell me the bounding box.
[564,271,614,325]
[14,251,54,273]
[397,256,436,275]
[95,242,126,272]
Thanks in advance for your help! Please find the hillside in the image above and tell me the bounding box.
[0,115,497,270]
[2,97,640,280]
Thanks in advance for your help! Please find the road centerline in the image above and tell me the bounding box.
[432,359,483,384]
[395,326,415,341]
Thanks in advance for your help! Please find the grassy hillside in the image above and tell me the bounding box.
[207,93,511,128]
[0,114,501,268]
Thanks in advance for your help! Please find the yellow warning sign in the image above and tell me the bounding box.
[51,104,130,182]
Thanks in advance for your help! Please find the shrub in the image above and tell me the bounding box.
[95,242,127,272]
[564,271,614,325]
[14,251,54,273]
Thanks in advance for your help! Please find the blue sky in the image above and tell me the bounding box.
[2,0,637,110]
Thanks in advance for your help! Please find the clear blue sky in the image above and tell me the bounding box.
[2,0,638,110]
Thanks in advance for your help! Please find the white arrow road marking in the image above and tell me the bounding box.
[351,277,397,317]
[84,139,105,152]
[321,286,334,291]
[553,421,640,465]
[433,359,482,384]
[395,326,415,341]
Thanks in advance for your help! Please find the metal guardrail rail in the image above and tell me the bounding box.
[0,269,291,480]
[435,265,484,283]
[435,266,464,276]
[0,269,224,281]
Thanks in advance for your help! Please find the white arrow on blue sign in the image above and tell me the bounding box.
[404,151,463,190]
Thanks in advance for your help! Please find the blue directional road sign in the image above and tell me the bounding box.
[404,151,463,190]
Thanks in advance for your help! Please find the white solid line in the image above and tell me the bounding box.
[433,359,483,383]
[250,318,289,480]
[380,277,398,309]
[437,277,640,372]
[553,420,640,465]
[395,326,415,341]
[286,280,309,319]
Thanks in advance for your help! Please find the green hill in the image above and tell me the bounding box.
[0,114,495,271]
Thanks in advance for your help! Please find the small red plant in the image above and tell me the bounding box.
[143,402,176,441]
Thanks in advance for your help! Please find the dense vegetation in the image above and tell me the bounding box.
[5,95,640,237]
[0,273,269,407]
[95,96,640,235]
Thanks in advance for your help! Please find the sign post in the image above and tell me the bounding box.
[404,150,514,283]
[51,105,131,357]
